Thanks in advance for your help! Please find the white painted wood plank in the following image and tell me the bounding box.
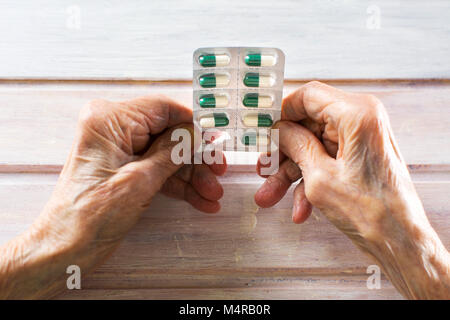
[0,172,448,274]
[0,81,449,166]
[57,276,403,299]
[0,0,448,79]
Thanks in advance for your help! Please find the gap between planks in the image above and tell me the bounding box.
[1,164,450,181]
[79,267,387,290]
[0,78,449,85]
[1,78,449,166]
[0,78,447,300]
[56,280,402,300]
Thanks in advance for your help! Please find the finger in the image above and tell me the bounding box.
[118,95,192,153]
[176,164,193,182]
[191,164,224,201]
[175,153,226,199]
[121,94,192,133]
[174,163,224,201]
[206,150,227,176]
[274,121,333,177]
[292,180,312,224]
[161,176,220,214]
[299,118,323,140]
[282,81,346,124]
[176,152,227,179]
[131,124,194,190]
[323,138,338,158]
[256,152,286,178]
[300,118,338,158]
[254,158,302,208]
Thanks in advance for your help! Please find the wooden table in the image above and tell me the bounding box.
[0,0,448,299]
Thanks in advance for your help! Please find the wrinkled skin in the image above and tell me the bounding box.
[255,81,450,299]
[0,82,448,300]
[0,95,226,299]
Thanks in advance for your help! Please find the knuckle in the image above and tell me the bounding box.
[153,93,170,101]
[79,99,111,127]
[304,80,322,89]
[138,94,171,107]
[357,94,386,127]
[302,81,322,99]
[301,81,332,109]
[365,94,382,108]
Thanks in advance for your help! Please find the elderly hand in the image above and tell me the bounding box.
[0,95,226,299]
[255,81,450,299]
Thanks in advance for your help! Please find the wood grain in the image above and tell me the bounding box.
[0,80,449,167]
[0,0,449,300]
[57,275,403,300]
[0,170,447,300]
[0,76,448,299]
[0,0,449,80]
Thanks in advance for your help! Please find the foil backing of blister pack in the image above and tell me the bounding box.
[193,47,285,152]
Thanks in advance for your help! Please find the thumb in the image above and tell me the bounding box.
[273,121,333,180]
[122,124,194,194]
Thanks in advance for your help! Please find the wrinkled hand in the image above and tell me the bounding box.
[255,81,449,299]
[0,95,228,298]
[23,95,223,276]
[255,81,417,231]
[45,95,226,246]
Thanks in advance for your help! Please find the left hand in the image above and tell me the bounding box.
[44,95,227,250]
[0,95,227,298]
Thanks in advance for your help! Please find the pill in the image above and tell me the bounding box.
[199,94,229,108]
[242,132,270,146]
[243,72,274,87]
[243,114,273,127]
[245,53,276,67]
[199,113,229,128]
[199,54,230,67]
[242,93,273,108]
[199,73,230,88]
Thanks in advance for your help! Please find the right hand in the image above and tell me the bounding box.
[254,81,450,299]
[256,81,421,235]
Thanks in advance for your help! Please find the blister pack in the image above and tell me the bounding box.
[193,47,285,152]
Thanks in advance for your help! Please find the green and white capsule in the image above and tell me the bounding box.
[199,73,230,88]
[199,54,230,67]
[199,94,229,108]
[243,113,273,127]
[243,72,275,88]
[242,93,273,108]
[245,53,276,67]
[242,132,270,146]
[199,113,229,128]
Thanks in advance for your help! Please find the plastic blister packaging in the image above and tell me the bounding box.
[196,109,236,129]
[235,128,278,152]
[238,89,282,110]
[193,48,239,70]
[238,109,280,128]
[202,128,235,151]
[240,47,284,68]
[194,90,236,109]
[239,69,284,90]
[193,47,285,151]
